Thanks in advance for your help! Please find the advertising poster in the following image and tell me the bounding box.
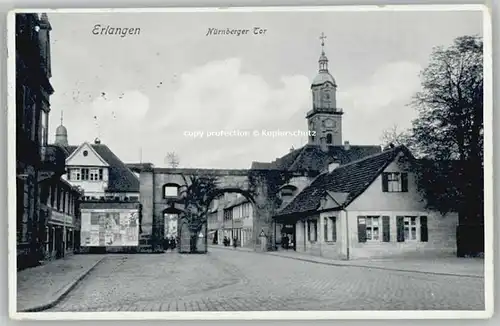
[81,210,139,246]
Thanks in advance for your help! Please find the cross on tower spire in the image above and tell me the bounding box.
[60,110,64,125]
[318,32,329,72]
[319,32,327,54]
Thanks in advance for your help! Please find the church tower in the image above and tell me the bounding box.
[54,111,68,146]
[306,32,343,146]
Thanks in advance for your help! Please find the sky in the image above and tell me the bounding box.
[46,9,483,169]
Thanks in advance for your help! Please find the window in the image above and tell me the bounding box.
[404,216,418,241]
[99,169,103,180]
[280,185,297,199]
[382,172,408,192]
[365,216,380,241]
[307,219,317,242]
[242,203,250,218]
[90,168,101,181]
[129,196,139,202]
[70,169,81,181]
[326,133,333,144]
[83,150,88,157]
[40,110,48,146]
[358,216,391,243]
[396,216,428,242]
[324,216,337,242]
[81,168,89,180]
[163,184,179,198]
[223,209,232,221]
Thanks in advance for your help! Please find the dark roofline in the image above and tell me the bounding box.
[337,146,411,208]
[274,145,412,218]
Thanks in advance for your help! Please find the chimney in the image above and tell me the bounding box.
[344,140,350,151]
[290,146,295,153]
[320,137,328,152]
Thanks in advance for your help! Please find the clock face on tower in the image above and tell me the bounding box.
[322,92,331,101]
[324,119,336,128]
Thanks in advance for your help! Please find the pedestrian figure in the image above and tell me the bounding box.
[169,236,176,251]
[164,237,170,251]
[233,237,238,248]
[283,234,289,250]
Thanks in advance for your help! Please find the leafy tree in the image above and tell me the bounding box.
[178,174,219,253]
[409,35,483,224]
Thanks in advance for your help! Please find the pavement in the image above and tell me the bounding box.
[16,254,105,312]
[31,248,485,312]
[209,245,485,278]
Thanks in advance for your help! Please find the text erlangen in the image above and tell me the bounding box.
[92,24,141,37]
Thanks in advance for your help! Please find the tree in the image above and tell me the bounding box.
[409,35,483,225]
[178,174,219,253]
[165,152,180,168]
[380,124,412,148]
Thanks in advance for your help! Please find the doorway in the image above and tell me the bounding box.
[281,223,296,251]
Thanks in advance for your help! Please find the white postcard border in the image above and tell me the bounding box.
[7,4,494,320]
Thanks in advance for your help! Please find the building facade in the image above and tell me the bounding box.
[209,195,254,247]
[51,124,141,251]
[274,146,459,259]
[16,13,67,269]
[39,178,82,260]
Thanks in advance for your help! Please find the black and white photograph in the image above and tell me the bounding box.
[8,5,493,320]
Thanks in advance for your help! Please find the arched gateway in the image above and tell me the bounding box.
[133,167,272,253]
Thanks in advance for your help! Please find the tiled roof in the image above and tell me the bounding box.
[255,144,381,172]
[62,144,140,193]
[276,146,410,217]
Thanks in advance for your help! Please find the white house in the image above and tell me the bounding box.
[53,123,142,251]
[273,146,459,260]
[55,135,140,202]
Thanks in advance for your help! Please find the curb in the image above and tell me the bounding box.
[208,246,484,279]
[19,257,106,312]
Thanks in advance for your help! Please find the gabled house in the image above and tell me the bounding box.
[273,145,459,260]
[60,139,140,201]
[52,125,141,251]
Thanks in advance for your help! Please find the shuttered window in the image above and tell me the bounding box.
[397,216,425,242]
[396,216,405,242]
[382,172,409,192]
[382,216,390,242]
[420,216,428,242]
[357,216,367,243]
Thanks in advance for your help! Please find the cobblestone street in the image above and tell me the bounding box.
[47,248,485,312]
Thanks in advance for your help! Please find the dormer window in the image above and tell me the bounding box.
[280,185,298,200]
[163,183,180,198]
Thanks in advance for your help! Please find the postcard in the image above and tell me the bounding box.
[8,5,493,320]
